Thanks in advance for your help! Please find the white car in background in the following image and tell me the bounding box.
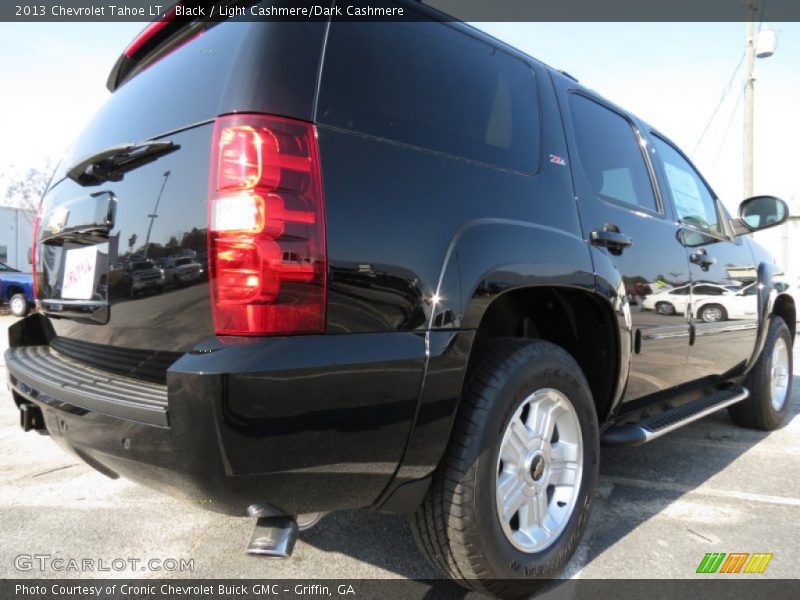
[641,283,733,316]
[644,281,790,322]
[163,255,204,287]
[694,281,791,323]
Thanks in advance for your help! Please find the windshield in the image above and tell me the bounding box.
[174,258,193,266]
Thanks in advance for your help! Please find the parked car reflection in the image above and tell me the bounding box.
[125,259,165,299]
[694,281,790,322]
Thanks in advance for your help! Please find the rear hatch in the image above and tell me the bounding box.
[34,9,326,380]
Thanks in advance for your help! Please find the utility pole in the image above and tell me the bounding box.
[743,1,757,199]
[143,170,170,257]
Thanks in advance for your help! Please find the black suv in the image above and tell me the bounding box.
[7,4,795,597]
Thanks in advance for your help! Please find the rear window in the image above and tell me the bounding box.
[319,22,540,173]
[132,262,155,271]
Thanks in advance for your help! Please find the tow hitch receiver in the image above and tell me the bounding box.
[19,402,45,433]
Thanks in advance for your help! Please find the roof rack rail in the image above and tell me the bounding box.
[559,70,579,82]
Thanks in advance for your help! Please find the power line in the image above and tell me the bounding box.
[690,51,745,158]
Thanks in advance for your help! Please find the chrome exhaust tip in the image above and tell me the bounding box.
[246,517,298,558]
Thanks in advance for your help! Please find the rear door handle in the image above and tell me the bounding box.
[690,251,716,270]
[590,228,633,255]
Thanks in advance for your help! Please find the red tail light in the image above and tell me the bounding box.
[208,114,327,336]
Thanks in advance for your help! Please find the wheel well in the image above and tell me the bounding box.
[5,286,25,300]
[470,287,619,421]
[773,294,796,341]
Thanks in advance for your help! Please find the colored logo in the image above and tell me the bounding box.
[696,552,773,574]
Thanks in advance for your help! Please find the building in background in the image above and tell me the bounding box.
[0,206,35,271]
[753,196,800,287]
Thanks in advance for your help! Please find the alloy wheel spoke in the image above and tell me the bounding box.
[501,478,527,522]
[524,489,549,529]
[497,471,521,501]
[527,394,565,441]
[501,417,532,464]
[548,441,580,487]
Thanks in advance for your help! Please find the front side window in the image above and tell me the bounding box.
[651,136,723,236]
[568,94,658,212]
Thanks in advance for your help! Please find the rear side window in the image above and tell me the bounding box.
[318,22,540,173]
[568,94,658,213]
[694,285,725,295]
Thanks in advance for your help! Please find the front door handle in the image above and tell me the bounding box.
[690,250,716,270]
[590,228,633,255]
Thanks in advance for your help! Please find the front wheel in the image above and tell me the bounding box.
[729,316,793,430]
[410,339,599,598]
[9,293,29,317]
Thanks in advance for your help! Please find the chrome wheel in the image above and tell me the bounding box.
[700,306,723,323]
[770,337,790,411]
[495,388,583,553]
[656,302,675,316]
[10,295,25,316]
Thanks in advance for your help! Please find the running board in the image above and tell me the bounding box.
[602,387,749,447]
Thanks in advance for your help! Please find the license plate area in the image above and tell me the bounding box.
[37,191,115,324]
[62,245,99,300]
[39,241,110,323]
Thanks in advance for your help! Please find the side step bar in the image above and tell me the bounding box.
[602,387,749,447]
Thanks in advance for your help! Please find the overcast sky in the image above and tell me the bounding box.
[0,21,798,214]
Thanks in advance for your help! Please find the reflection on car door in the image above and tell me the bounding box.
[647,134,757,380]
[556,86,693,402]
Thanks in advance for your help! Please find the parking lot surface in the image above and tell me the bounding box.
[0,314,798,588]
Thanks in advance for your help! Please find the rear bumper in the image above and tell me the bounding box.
[7,345,168,426]
[5,314,450,517]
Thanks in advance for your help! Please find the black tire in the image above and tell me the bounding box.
[698,303,728,323]
[655,301,676,316]
[410,339,599,598]
[729,316,793,430]
[9,293,29,317]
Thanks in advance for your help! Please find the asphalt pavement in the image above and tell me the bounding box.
[0,314,797,591]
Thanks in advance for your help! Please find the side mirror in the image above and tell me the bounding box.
[734,195,789,235]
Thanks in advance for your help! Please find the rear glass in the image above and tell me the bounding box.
[132,262,154,271]
[319,22,540,173]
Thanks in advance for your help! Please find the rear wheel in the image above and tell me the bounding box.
[9,293,29,317]
[655,301,676,316]
[698,303,727,323]
[729,316,793,430]
[410,339,599,598]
